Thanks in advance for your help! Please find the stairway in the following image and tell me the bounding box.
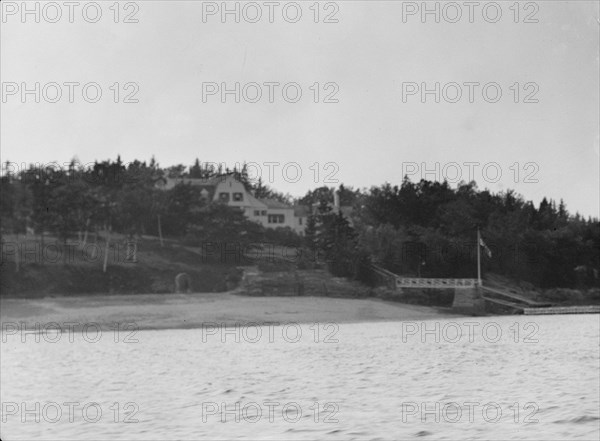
[480,286,552,314]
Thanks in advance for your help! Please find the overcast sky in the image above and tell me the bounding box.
[1,1,599,217]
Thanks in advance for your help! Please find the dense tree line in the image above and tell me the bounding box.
[0,158,281,266]
[304,178,599,289]
[1,157,598,288]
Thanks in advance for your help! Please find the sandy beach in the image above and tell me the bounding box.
[0,292,453,332]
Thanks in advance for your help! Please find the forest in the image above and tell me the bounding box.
[1,157,598,290]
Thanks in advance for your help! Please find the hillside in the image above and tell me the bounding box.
[2,233,598,309]
[0,234,242,297]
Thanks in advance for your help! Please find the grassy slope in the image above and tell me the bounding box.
[0,234,242,297]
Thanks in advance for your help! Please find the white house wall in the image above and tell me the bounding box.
[212,176,257,208]
[159,174,306,234]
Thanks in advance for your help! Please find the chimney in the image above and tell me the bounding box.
[333,190,340,213]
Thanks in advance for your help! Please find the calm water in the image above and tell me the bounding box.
[1,315,599,440]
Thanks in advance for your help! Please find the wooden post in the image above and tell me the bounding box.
[82,218,90,247]
[157,215,164,247]
[14,233,20,273]
[103,231,110,273]
[126,236,138,263]
[477,228,481,286]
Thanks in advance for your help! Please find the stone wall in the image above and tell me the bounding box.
[452,286,485,315]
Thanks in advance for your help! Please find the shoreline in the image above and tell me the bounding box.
[0,291,459,332]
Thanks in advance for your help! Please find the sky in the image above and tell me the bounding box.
[1,0,599,217]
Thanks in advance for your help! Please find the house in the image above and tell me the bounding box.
[155,173,308,235]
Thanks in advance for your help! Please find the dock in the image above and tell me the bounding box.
[523,305,600,315]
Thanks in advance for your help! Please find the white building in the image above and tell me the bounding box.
[156,173,307,235]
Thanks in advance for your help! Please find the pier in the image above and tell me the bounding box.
[371,265,599,315]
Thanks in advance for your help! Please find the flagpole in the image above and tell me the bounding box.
[477,227,481,286]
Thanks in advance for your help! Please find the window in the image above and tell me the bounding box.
[261,210,267,216]
[233,192,243,202]
[268,214,285,224]
[253,210,260,216]
[219,192,230,202]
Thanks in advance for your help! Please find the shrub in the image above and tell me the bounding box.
[586,288,600,302]
[353,249,376,286]
[543,288,584,303]
[263,227,303,247]
[258,260,294,272]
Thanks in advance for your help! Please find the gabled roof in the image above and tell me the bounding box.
[170,176,227,187]
[258,198,292,209]
[243,192,268,209]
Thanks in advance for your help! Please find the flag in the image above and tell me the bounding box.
[479,238,492,258]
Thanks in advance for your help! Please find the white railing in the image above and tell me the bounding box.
[371,264,477,289]
[394,277,477,289]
